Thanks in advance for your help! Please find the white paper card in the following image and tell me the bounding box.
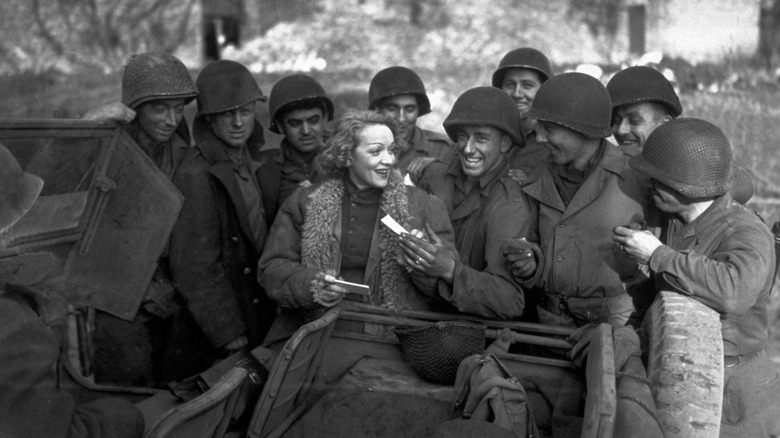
[381,215,408,236]
[331,279,370,296]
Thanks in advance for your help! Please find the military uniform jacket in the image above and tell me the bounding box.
[398,126,452,177]
[507,136,549,180]
[417,155,531,319]
[169,119,279,349]
[650,194,774,356]
[521,140,655,322]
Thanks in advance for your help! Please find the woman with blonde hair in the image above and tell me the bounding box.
[258,110,456,342]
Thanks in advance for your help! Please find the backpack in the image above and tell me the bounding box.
[452,353,539,437]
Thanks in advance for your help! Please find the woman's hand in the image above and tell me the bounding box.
[398,223,456,283]
[312,274,348,307]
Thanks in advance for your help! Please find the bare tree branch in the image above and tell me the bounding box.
[31,0,66,56]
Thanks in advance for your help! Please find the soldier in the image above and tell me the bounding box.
[406,87,534,319]
[492,47,554,179]
[507,72,656,328]
[27,52,200,387]
[607,65,753,204]
[81,52,198,178]
[606,66,681,157]
[267,74,334,205]
[0,143,145,438]
[368,66,452,181]
[167,60,277,381]
[614,118,780,437]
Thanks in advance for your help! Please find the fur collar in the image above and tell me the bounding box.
[301,170,414,310]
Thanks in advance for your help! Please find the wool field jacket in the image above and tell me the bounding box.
[650,194,775,356]
[169,119,279,349]
[520,141,657,323]
[417,155,532,319]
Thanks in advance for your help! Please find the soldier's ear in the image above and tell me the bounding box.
[500,134,512,154]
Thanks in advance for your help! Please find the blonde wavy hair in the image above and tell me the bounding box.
[319,110,406,178]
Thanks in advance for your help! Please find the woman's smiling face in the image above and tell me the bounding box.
[348,123,397,189]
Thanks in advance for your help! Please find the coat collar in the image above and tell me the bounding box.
[300,170,414,310]
[673,193,732,241]
[193,118,268,243]
[523,140,625,216]
[447,156,510,222]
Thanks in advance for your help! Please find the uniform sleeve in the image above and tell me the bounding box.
[649,223,774,315]
[169,161,246,348]
[438,186,533,319]
[257,189,321,309]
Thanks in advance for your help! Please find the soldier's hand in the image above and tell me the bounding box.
[612,226,662,265]
[406,157,436,182]
[81,102,136,124]
[502,238,538,280]
[567,323,598,368]
[506,168,528,184]
[222,335,248,354]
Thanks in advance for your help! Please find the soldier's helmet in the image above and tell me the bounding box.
[0,143,43,234]
[196,60,265,118]
[630,118,732,198]
[121,52,198,109]
[368,66,431,116]
[492,47,554,88]
[525,72,612,139]
[268,75,334,134]
[607,66,682,117]
[443,86,524,147]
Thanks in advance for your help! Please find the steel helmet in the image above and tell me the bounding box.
[0,143,43,233]
[121,52,198,109]
[525,72,612,139]
[443,87,524,146]
[607,66,682,117]
[630,118,732,198]
[268,75,334,133]
[368,66,431,116]
[196,60,265,118]
[492,47,553,88]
